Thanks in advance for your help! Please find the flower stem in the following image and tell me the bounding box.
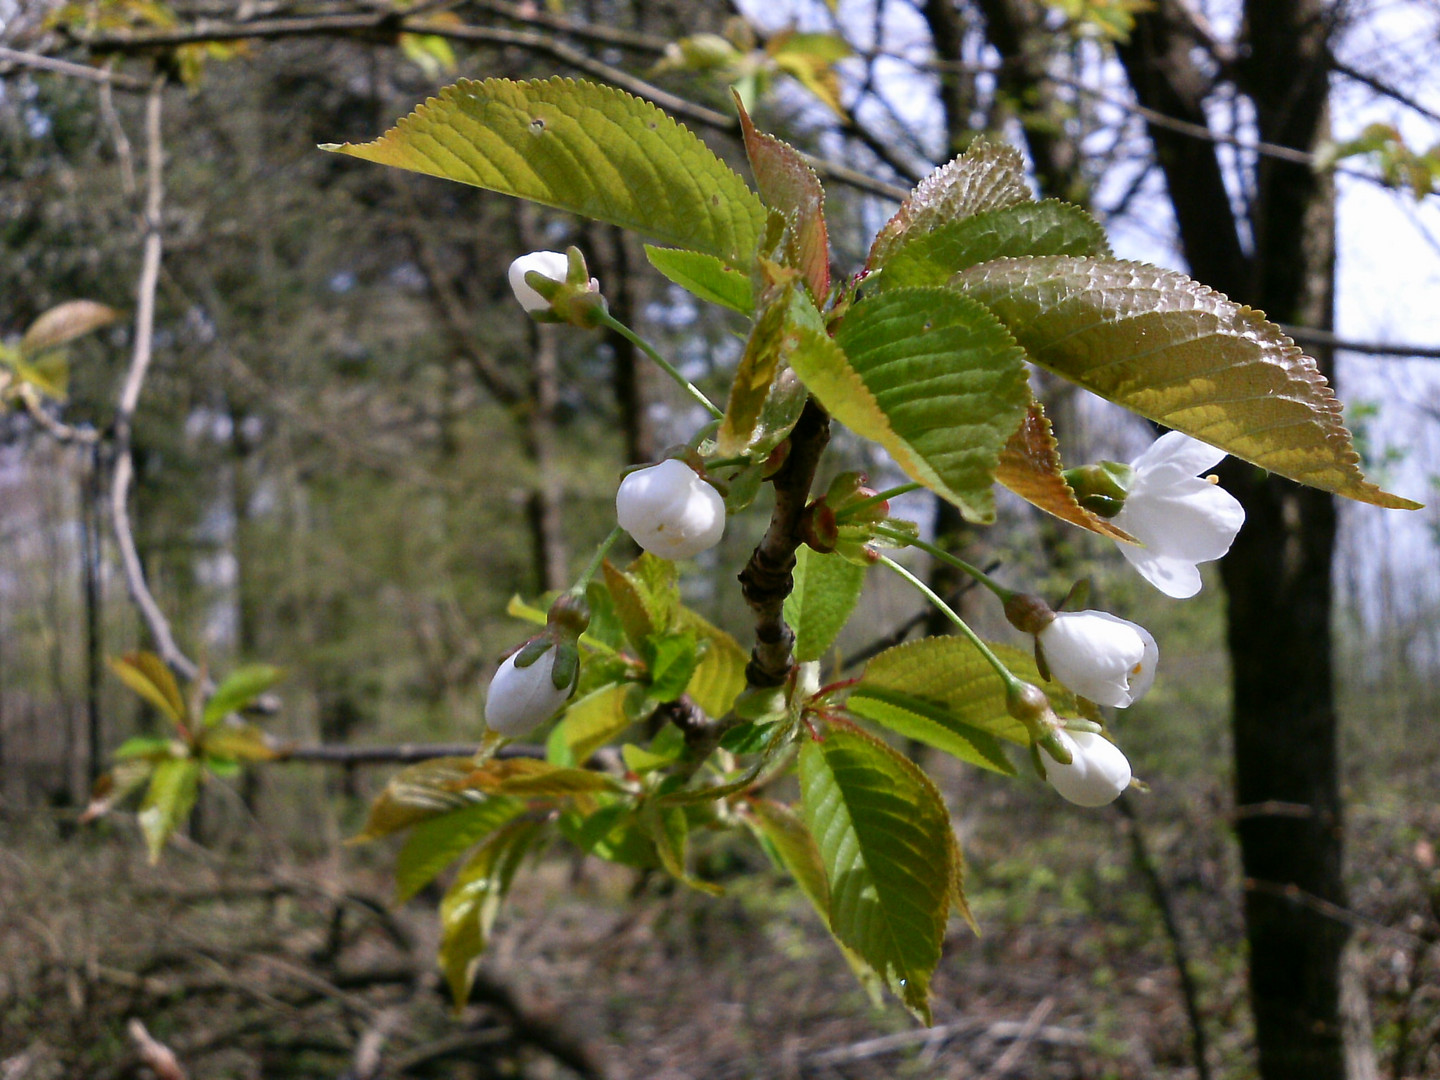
[834,481,922,519]
[872,525,1015,602]
[595,310,723,420]
[877,554,1025,694]
[575,525,625,591]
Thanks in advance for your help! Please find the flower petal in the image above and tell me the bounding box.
[1130,430,1227,477]
[1114,478,1245,562]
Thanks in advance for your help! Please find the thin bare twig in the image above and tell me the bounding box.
[126,1019,187,1080]
[981,996,1054,1079]
[108,80,201,682]
[0,45,149,89]
[1116,796,1211,1080]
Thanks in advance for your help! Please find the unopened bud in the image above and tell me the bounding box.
[1062,461,1132,518]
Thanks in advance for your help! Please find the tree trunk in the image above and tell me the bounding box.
[1116,0,1372,1074]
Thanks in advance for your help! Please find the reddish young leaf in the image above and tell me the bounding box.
[735,95,830,301]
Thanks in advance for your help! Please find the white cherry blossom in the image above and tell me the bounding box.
[507,250,571,313]
[1112,431,1245,599]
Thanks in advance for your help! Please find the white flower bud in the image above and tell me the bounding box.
[507,251,571,313]
[1038,610,1158,708]
[1045,729,1132,807]
[1112,431,1246,599]
[484,646,571,737]
[615,459,726,560]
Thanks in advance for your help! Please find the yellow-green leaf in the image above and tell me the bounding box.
[799,726,954,1022]
[957,256,1421,509]
[438,819,543,1005]
[356,757,483,840]
[644,245,754,313]
[109,652,187,726]
[138,758,202,863]
[394,796,525,905]
[20,300,119,357]
[326,77,768,268]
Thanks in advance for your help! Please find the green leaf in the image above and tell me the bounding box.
[794,288,1030,523]
[438,819,544,1005]
[642,799,722,895]
[677,609,748,718]
[798,726,954,1022]
[202,664,284,726]
[20,300,119,357]
[602,554,679,658]
[746,797,885,1005]
[113,736,179,762]
[546,682,633,766]
[109,652,187,726]
[394,796,525,905]
[138,758,202,864]
[955,257,1421,509]
[560,801,657,868]
[736,96,829,300]
[200,725,281,763]
[849,636,1084,769]
[645,245,753,313]
[357,757,484,840]
[14,352,69,399]
[717,283,822,456]
[646,632,699,705]
[327,77,768,268]
[784,546,866,663]
[874,201,1108,292]
[868,137,1032,270]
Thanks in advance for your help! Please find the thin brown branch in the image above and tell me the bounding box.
[738,399,830,688]
[1116,795,1212,1080]
[72,11,908,201]
[276,741,543,764]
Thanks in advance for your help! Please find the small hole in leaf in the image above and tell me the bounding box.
[649,121,658,130]
[711,194,721,206]
[922,321,933,331]
[529,117,546,133]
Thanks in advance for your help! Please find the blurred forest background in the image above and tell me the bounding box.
[2,0,1440,1077]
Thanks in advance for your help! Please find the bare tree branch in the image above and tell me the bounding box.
[0,45,149,88]
[109,80,202,682]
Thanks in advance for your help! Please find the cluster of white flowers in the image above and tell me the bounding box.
[497,248,1248,812]
[1031,433,1244,805]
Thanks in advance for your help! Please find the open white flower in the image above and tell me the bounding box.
[1112,431,1245,599]
[1045,729,1132,807]
[1038,610,1158,708]
[484,645,572,737]
[616,459,726,560]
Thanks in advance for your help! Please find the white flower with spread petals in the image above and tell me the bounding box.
[1038,610,1158,708]
[1112,432,1245,599]
[616,459,726,560]
[1046,730,1132,807]
[484,646,571,737]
